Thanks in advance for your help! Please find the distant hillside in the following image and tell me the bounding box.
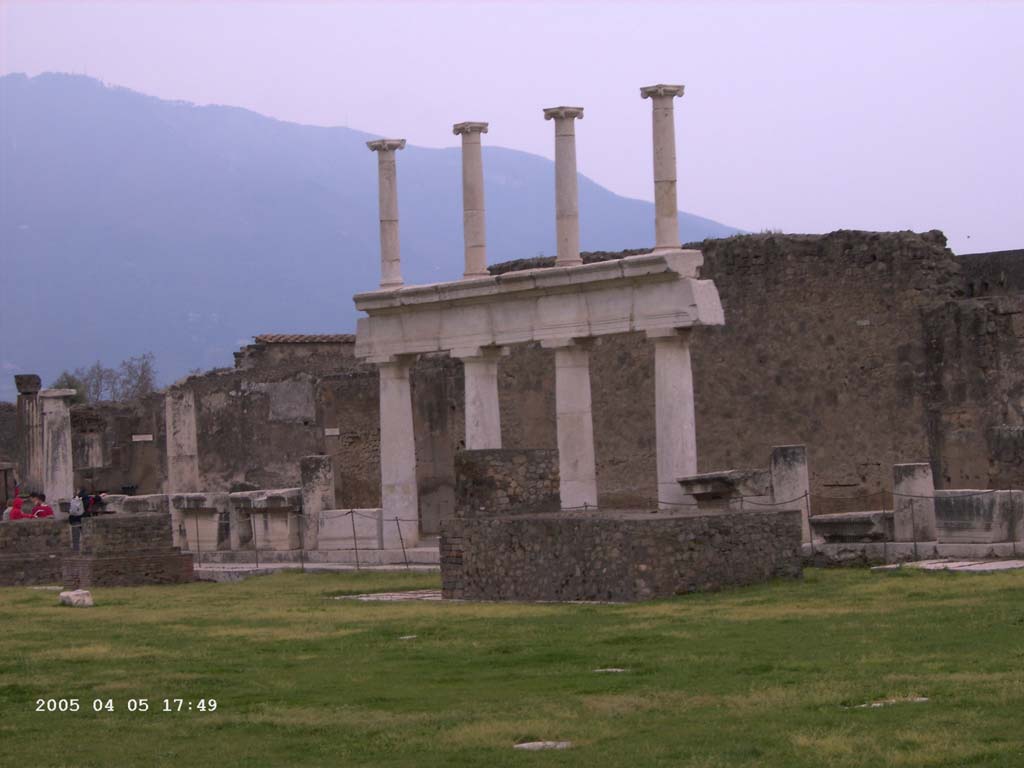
[0,73,741,399]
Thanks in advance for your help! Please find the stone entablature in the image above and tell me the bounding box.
[354,250,722,362]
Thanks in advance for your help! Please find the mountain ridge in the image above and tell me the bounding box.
[0,72,741,400]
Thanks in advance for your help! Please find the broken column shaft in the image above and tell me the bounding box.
[640,84,685,251]
[453,122,489,278]
[39,388,76,512]
[543,106,584,267]
[367,138,407,288]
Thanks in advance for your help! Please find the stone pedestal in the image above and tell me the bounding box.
[546,341,597,509]
[650,331,696,509]
[300,455,336,550]
[893,463,938,542]
[543,107,584,267]
[641,84,685,251]
[367,139,407,288]
[40,389,75,512]
[770,445,811,543]
[456,348,503,450]
[165,388,200,494]
[453,122,489,278]
[379,358,419,545]
[15,374,43,493]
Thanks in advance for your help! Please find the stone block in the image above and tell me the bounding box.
[59,590,93,607]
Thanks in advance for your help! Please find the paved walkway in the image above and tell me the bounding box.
[873,559,1024,573]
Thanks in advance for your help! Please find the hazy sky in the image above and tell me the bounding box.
[2,0,1022,253]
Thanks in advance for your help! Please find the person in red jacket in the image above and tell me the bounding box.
[8,496,27,520]
[29,493,54,518]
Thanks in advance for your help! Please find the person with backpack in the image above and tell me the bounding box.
[69,490,87,550]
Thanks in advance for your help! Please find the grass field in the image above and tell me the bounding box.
[1,568,1022,767]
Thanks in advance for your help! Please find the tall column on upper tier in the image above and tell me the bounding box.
[367,139,407,288]
[648,330,697,509]
[542,106,584,267]
[640,84,685,252]
[453,122,489,278]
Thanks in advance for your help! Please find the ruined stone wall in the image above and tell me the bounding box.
[495,230,964,511]
[441,508,803,601]
[923,294,1024,489]
[0,518,68,585]
[454,449,560,516]
[11,229,1019,522]
[0,402,15,463]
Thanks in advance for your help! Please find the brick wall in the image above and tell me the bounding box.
[62,551,193,589]
[0,519,69,585]
[454,449,560,517]
[442,508,802,602]
[79,513,172,555]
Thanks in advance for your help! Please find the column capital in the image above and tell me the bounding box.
[540,337,594,351]
[366,138,406,152]
[453,121,489,136]
[646,327,693,341]
[543,106,584,121]
[15,374,41,395]
[640,84,685,100]
[451,346,508,361]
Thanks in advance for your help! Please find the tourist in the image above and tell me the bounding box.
[9,496,28,520]
[69,490,87,550]
[28,493,54,518]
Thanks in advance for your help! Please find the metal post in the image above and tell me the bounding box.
[395,516,410,570]
[350,510,360,571]
[251,514,260,569]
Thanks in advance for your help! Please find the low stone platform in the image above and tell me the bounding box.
[804,541,1024,566]
[195,563,439,582]
[193,545,440,567]
[872,559,1024,573]
[442,507,803,602]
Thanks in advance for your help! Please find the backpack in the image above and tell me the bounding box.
[69,497,84,518]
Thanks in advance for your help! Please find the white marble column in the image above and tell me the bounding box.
[542,106,584,267]
[453,122,489,278]
[367,138,407,288]
[544,340,597,508]
[378,357,419,545]
[649,330,696,509]
[640,84,685,252]
[39,388,76,514]
[165,388,200,493]
[455,348,503,449]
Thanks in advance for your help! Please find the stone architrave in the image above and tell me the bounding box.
[542,107,584,267]
[165,389,200,493]
[367,139,407,288]
[39,388,76,513]
[543,340,597,509]
[300,455,336,551]
[454,347,504,450]
[453,122,489,278]
[648,329,697,509]
[769,445,811,543]
[379,358,419,545]
[15,374,43,493]
[893,463,938,542]
[640,84,685,251]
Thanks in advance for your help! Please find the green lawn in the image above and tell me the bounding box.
[0,568,1022,767]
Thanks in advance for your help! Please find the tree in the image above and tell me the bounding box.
[55,353,159,403]
[50,372,87,404]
